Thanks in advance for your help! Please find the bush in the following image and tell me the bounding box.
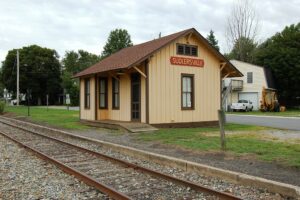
[0,101,5,114]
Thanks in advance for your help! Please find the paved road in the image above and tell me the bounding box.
[226,114,300,131]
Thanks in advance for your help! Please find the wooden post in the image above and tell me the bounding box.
[218,109,226,150]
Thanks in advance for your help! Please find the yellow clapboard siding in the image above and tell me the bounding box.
[148,34,220,124]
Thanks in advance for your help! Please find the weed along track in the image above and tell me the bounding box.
[0,119,241,200]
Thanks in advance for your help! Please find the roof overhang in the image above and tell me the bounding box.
[73,28,243,79]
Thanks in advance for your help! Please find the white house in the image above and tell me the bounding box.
[223,60,275,111]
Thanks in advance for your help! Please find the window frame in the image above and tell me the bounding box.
[247,72,253,84]
[99,77,108,109]
[84,78,90,109]
[176,43,198,57]
[112,77,120,109]
[181,74,195,110]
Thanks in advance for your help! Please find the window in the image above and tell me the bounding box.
[84,78,90,109]
[99,77,108,109]
[112,78,120,109]
[247,72,253,83]
[181,74,194,109]
[177,44,198,56]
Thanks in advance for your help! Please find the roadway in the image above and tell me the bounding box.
[226,114,300,131]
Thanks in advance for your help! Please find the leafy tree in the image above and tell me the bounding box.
[63,50,100,74]
[0,69,4,97]
[226,36,257,62]
[254,23,300,106]
[62,50,100,106]
[206,30,220,51]
[2,45,62,105]
[101,29,133,58]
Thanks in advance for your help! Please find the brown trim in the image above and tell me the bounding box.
[94,74,97,120]
[84,78,90,109]
[130,73,141,122]
[99,77,108,109]
[181,73,195,110]
[79,78,81,120]
[145,60,149,124]
[112,77,120,110]
[176,43,198,57]
[220,68,222,110]
[151,121,218,128]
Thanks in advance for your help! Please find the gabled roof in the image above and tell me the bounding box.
[74,28,242,78]
[230,59,276,89]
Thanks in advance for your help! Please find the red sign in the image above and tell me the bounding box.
[170,56,204,67]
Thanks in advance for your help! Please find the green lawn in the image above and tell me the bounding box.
[4,106,87,130]
[227,109,300,117]
[139,125,300,168]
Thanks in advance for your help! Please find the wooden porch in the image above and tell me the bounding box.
[81,119,158,133]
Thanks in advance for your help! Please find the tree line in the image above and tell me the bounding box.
[0,29,132,106]
[0,1,299,107]
[205,0,299,107]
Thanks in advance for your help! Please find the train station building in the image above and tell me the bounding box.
[74,28,242,128]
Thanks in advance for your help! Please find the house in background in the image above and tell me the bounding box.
[74,28,242,128]
[223,60,276,111]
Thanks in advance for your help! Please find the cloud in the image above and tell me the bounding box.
[0,0,299,62]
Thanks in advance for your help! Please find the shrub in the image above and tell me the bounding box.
[0,101,5,114]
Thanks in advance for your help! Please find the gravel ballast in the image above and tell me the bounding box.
[0,119,293,200]
[0,134,107,200]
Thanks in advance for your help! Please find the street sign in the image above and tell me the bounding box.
[66,94,71,105]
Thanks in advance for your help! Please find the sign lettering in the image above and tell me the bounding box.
[170,56,204,67]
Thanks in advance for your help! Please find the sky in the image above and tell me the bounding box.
[0,0,299,63]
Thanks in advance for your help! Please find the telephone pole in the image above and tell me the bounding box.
[17,50,19,106]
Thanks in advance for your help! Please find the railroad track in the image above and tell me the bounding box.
[0,118,242,200]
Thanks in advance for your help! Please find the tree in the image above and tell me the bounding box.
[101,29,133,58]
[226,0,259,61]
[2,45,62,105]
[0,69,4,97]
[226,37,257,62]
[206,30,220,51]
[254,23,300,106]
[63,50,100,74]
[62,50,100,106]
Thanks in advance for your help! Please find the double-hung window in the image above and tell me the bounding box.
[247,72,253,83]
[112,78,120,109]
[99,77,108,109]
[181,74,194,109]
[84,78,90,109]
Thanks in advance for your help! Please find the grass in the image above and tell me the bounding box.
[139,124,300,168]
[4,106,87,130]
[227,109,300,117]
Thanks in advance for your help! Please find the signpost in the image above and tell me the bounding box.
[46,94,49,111]
[218,109,226,150]
[66,94,70,110]
[27,89,32,116]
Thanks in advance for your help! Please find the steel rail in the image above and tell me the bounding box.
[0,119,242,200]
[0,130,131,200]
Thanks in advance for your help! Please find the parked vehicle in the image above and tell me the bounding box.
[231,100,254,112]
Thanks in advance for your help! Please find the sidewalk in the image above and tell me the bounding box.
[36,105,79,111]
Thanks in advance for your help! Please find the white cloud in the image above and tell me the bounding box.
[0,0,299,62]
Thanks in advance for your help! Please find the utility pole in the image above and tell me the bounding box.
[17,50,20,106]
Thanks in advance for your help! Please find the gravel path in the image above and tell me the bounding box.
[0,119,292,200]
[0,134,107,200]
